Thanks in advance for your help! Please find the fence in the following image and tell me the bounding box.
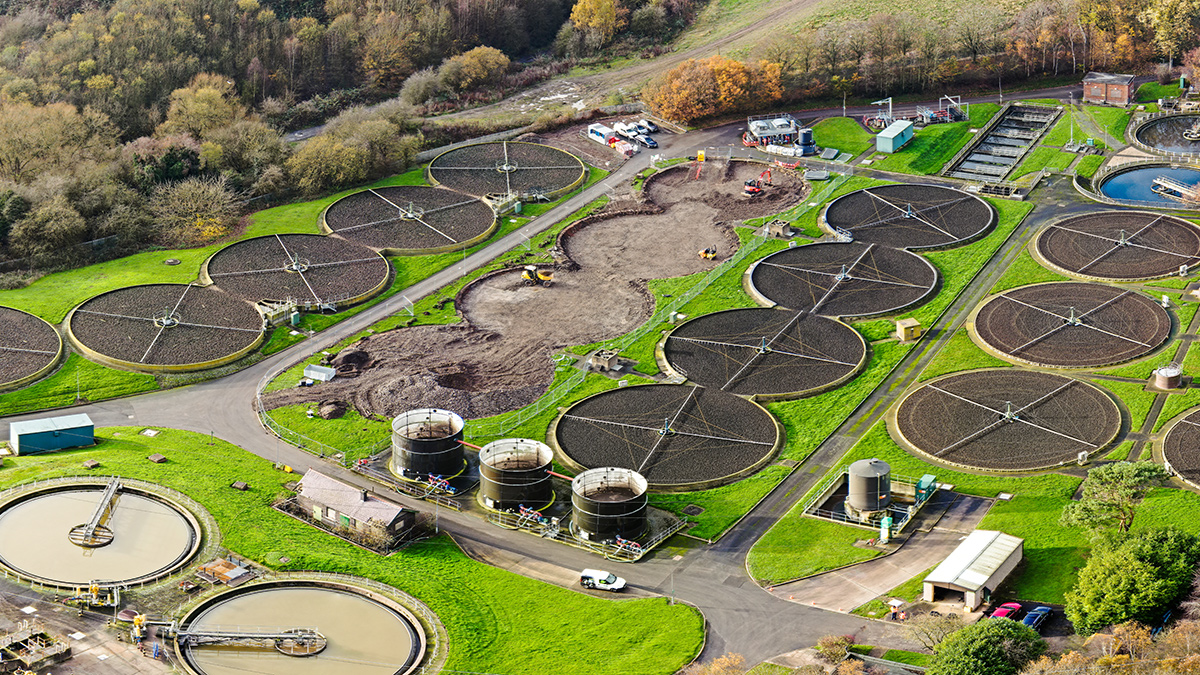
[1127,111,1200,159]
[485,508,687,561]
[798,468,930,536]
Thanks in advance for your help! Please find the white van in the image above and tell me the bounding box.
[580,569,626,592]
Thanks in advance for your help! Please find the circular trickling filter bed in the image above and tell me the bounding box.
[206,234,390,306]
[68,284,263,370]
[1035,211,1200,280]
[663,308,866,398]
[1162,408,1200,486]
[822,184,995,249]
[972,282,1171,368]
[0,482,201,587]
[178,581,425,675]
[0,306,62,390]
[749,242,938,317]
[1133,113,1200,154]
[554,384,779,489]
[427,141,586,198]
[323,185,496,252]
[894,370,1121,471]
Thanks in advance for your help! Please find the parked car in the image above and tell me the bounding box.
[639,119,660,133]
[613,123,638,141]
[635,134,658,149]
[1022,606,1052,632]
[580,569,626,592]
[632,122,653,135]
[992,602,1023,620]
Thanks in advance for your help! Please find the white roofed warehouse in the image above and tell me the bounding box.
[923,529,1024,610]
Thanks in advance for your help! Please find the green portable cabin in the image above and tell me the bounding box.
[9,413,94,456]
[876,120,914,154]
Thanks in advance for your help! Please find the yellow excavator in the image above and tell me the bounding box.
[522,265,554,287]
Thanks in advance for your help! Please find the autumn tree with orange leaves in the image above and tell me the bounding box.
[646,55,782,124]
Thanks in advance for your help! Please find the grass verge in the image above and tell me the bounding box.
[0,354,158,416]
[869,104,1001,175]
[812,117,875,156]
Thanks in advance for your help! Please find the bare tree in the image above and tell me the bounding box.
[955,5,1007,61]
[903,612,965,651]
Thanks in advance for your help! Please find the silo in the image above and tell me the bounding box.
[571,467,648,542]
[479,439,554,510]
[847,458,891,512]
[390,408,464,478]
[798,128,817,156]
[1156,363,1183,389]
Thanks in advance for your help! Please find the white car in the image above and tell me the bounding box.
[613,123,639,141]
[639,119,660,133]
[580,569,626,592]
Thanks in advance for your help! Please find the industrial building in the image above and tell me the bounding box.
[1083,73,1135,106]
[8,413,94,456]
[296,469,415,538]
[876,121,914,154]
[923,529,1024,610]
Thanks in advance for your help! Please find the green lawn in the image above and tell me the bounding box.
[1137,82,1183,102]
[1,428,704,674]
[747,513,882,584]
[869,104,1001,175]
[0,354,158,416]
[812,117,875,156]
[1010,146,1076,180]
[1105,441,1135,460]
[989,249,1069,294]
[1091,378,1157,432]
[1041,110,1091,147]
[649,465,793,541]
[882,650,933,667]
[1074,154,1106,179]
[916,329,1011,382]
[1080,105,1132,142]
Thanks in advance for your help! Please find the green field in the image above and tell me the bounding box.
[1137,82,1183,102]
[989,249,1069,294]
[0,354,159,416]
[0,428,704,675]
[1074,154,1106,179]
[869,104,1001,175]
[1010,146,1076,180]
[812,117,875,156]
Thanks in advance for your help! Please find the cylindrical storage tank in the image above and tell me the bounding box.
[390,408,465,478]
[571,467,648,542]
[479,439,554,511]
[1156,363,1183,389]
[847,458,891,512]
[798,128,814,146]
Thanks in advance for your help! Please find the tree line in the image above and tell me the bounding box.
[649,0,1200,123]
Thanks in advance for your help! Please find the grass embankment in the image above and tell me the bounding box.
[2,427,704,675]
[869,103,1001,175]
[812,117,875,156]
[1010,146,1076,180]
[1137,82,1183,102]
[0,354,158,416]
[1074,154,1106,179]
[916,329,1011,382]
[989,250,1070,294]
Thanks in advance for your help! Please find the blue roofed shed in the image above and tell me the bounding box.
[876,120,914,154]
[9,414,95,456]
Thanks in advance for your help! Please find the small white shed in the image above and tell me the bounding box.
[303,364,337,382]
[923,529,1024,610]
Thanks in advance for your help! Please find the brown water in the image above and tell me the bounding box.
[186,586,418,675]
[0,489,195,585]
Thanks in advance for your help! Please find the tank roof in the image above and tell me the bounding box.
[848,458,890,478]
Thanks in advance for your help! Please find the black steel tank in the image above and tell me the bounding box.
[390,408,465,478]
[479,439,554,510]
[847,458,891,512]
[571,467,648,542]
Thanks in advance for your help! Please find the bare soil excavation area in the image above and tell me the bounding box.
[264,157,806,421]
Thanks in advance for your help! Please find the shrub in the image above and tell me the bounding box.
[928,619,1045,675]
[400,68,444,105]
[149,176,241,246]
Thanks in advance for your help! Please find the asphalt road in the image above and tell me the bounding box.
[0,116,1111,668]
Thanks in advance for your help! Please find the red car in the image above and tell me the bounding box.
[992,602,1023,620]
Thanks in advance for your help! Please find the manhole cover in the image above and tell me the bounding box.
[164,259,181,265]
[682,505,705,516]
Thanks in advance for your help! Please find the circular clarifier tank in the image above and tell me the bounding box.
[179,582,424,675]
[1098,165,1200,204]
[0,483,200,587]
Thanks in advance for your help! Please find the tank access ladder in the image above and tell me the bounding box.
[68,478,122,548]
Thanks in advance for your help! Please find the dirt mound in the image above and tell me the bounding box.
[263,325,560,420]
[645,160,808,220]
[317,400,347,419]
[330,348,372,376]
